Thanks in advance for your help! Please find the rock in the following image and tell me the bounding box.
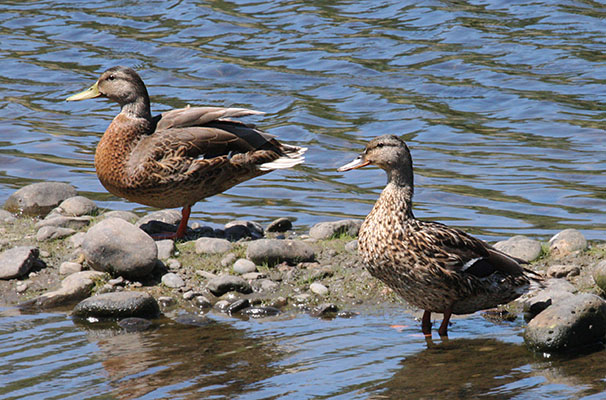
[524,293,606,352]
[312,303,339,317]
[246,239,315,266]
[309,219,363,240]
[293,293,311,304]
[4,182,77,217]
[269,296,288,308]
[36,216,92,230]
[174,314,214,326]
[195,296,212,308]
[345,240,358,253]
[16,281,29,293]
[72,291,160,319]
[36,226,76,241]
[225,220,264,240]
[258,279,278,291]
[182,290,197,300]
[82,218,158,280]
[519,278,576,320]
[227,298,250,314]
[69,232,86,248]
[493,235,542,262]
[310,282,329,296]
[136,209,182,227]
[593,260,606,293]
[118,317,153,332]
[242,272,266,280]
[166,258,181,270]
[102,210,139,222]
[266,218,292,233]
[549,229,587,257]
[53,196,98,217]
[214,300,231,312]
[206,274,253,296]
[59,261,82,275]
[158,296,175,307]
[242,306,281,318]
[0,246,40,279]
[0,210,16,223]
[108,276,125,287]
[547,264,580,278]
[156,240,175,260]
[233,259,257,274]
[220,253,237,267]
[161,272,185,288]
[195,237,233,254]
[20,271,106,308]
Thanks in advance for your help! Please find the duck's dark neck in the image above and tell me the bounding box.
[120,95,152,121]
[384,166,415,219]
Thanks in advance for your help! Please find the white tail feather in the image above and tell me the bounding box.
[258,147,307,171]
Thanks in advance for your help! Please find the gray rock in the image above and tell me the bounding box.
[524,293,606,352]
[102,210,139,222]
[195,237,232,254]
[266,218,292,233]
[36,216,92,230]
[220,253,237,267]
[156,239,175,260]
[36,226,76,241]
[225,220,264,240]
[310,282,329,296]
[136,209,182,227]
[493,235,542,262]
[242,272,266,280]
[16,281,29,293]
[242,306,281,318]
[233,259,257,274]
[309,219,363,240]
[59,261,82,275]
[161,272,185,288]
[69,232,86,248]
[53,196,98,217]
[549,229,587,257]
[108,276,125,287]
[4,182,77,217]
[82,218,158,280]
[258,279,278,291]
[592,260,606,293]
[227,298,250,314]
[166,258,181,270]
[0,246,40,279]
[206,274,253,296]
[345,240,358,253]
[0,210,16,223]
[547,264,580,278]
[519,278,576,319]
[246,239,315,266]
[293,293,311,304]
[20,271,106,308]
[72,291,160,319]
[312,303,339,317]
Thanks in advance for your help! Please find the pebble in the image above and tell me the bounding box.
[155,239,175,260]
[546,264,580,278]
[20,271,106,309]
[233,259,257,274]
[220,253,237,267]
[214,300,231,312]
[53,196,98,217]
[293,293,311,304]
[493,235,542,262]
[258,279,278,291]
[59,261,83,275]
[246,239,315,267]
[82,217,158,280]
[310,282,329,296]
[0,246,40,280]
[549,229,587,257]
[166,258,181,270]
[36,226,76,241]
[345,240,358,252]
[242,272,266,280]
[206,274,253,296]
[309,219,363,240]
[269,296,288,308]
[102,210,139,222]
[0,210,16,223]
[524,293,606,352]
[162,273,185,288]
[195,238,233,254]
[72,291,161,319]
[225,220,264,240]
[592,260,606,293]
[16,281,29,293]
[312,303,339,317]
[4,182,77,217]
[266,218,292,233]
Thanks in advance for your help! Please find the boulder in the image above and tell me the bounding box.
[246,239,315,266]
[309,219,363,240]
[4,182,77,217]
[72,291,160,319]
[493,235,542,262]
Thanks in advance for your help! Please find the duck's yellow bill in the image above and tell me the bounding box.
[337,155,370,172]
[66,81,101,101]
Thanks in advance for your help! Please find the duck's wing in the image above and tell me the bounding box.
[410,220,531,279]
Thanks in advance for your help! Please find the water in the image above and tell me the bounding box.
[2,1,606,398]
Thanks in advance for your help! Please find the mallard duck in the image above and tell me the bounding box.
[338,135,541,336]
[66,66,305,239]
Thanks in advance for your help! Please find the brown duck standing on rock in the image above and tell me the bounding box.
[66,66,306,239]
[338,135,542,336]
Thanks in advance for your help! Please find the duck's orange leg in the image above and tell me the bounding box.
[422,310,432,336]
[438,308,452,337]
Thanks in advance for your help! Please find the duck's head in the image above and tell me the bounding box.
[66,66,149,108]
[337,135,412,174]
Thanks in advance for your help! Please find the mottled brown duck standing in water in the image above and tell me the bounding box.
[67,66,305,239]
[338,135,541,336]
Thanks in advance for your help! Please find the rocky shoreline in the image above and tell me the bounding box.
[1,182,606,353]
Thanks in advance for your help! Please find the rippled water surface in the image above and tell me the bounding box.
[2,1,606,398]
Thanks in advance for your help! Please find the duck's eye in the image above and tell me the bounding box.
[108,74,115,81]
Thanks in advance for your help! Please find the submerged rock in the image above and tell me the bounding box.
[246,239,315,266]
[524,293,606,352]
[493,235,542,262]
[309,219,363,240]
[118,317,153,332]
[4,182,77,217]
[72,291,160,319]
[0,246,40,280]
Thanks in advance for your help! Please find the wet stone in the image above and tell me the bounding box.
[4,182,77,217]
[266,218,292,233]
[158,296,175,307]
[309,219,363,240]
[195,238,233,254]
[242,306,281,318]
[312,303,339,317]
[0,246,40,280]
[225,220,264,240]
[174,314,214,327]
[156,239,175,260]
[242,272,266,280]
[195,295,212,308]
[549,229,587,257]
[524,293,606,352]
[161,272,185,288]
[227,298,250,314]
[246,239,315,267]
[493,235,542,262]
[36,226,76,241]
[547,264,580,278]
[268,296,288,308]
[233,259,257,274]
[206,274,253,296]
[59,261,82,275]
[214,300,231,312]
[73,291,160,320]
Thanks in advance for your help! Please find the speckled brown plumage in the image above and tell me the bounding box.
[67,66,305,238]
[338,135,541,336]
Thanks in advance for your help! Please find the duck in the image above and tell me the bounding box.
[338,135,541,336]
[66,66,306,239]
